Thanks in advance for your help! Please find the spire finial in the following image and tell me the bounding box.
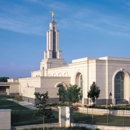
[50,11,54,21]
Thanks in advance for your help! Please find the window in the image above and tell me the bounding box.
[114,72,124,101]
[76,73,83,96]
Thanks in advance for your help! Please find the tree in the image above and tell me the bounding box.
[87,82,100,105]
[66,84,82,105]
[57,84,82,105]
[0,77,9,82]
[34,92,53,130]
[57,84,66,103]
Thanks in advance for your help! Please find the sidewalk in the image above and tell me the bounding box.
[8,99,36,110]
[11,123,59,130]
[17,101,36,110]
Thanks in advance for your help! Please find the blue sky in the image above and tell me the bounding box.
[0,0,130,78]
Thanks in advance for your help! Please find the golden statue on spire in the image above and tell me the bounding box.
[50,11,54,21]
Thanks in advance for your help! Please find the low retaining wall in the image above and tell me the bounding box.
[78,107,130,116]
[72,123,130,130]
[0,109,11,130]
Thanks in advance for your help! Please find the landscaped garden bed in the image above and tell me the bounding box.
[84,104,130,110]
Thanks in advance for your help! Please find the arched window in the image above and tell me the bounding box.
[114,72,124,101]
[76,73,83,96]
[80,74,83,95]
[57,84,64,102]
[57,84,63,88]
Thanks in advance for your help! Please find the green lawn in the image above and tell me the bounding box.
[0,97,29,110]
[0,97,58,126]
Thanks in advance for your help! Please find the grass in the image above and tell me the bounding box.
[0,97,28,110]
[0,97,58,126]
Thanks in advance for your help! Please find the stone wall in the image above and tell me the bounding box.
[0,109,11,130]
[78,107,130,116]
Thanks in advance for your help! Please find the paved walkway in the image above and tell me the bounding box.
[8,99,36,110]
[17,101,36,110]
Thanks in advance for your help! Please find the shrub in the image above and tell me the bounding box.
[14,95,23,101]
[50,103,58,106]
[73,105,80,111]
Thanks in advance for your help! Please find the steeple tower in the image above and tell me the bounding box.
[44,12,62,59]
[40,12,66,73]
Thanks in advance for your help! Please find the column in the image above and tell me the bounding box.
[58,106,73,127]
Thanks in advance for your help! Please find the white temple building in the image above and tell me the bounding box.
[1,13,130,105]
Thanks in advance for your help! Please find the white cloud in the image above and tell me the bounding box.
[0,0,130,38]
[0,16,46,35]
[0,2,47,35]
[108,31,130,37]
[48,2,70,11]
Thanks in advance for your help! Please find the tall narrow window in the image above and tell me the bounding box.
[52,26,56,58]
[57,84,64,102]
[76,73,83,97]
[114,72,124,101]
[80,74,83,96]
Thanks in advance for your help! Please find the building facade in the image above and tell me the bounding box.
[1,14,130,105]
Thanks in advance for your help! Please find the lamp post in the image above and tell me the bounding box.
[107,92,112,126]
[110,103,113,115]
[107,103,113,125]
[109,92,112,104]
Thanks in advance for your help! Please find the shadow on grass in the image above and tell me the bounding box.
[11,110,59,126]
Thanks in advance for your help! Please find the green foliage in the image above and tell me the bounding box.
[34,92,55,130]
[87,82,100,104]
[34,92,53,119]
[14,94,23,101]
[66,84,82,105]
[0,77,9,82]
[57,85,66,103]
[50,102,67,107]
[57,84,82,105]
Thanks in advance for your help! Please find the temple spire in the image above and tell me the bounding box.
[40,12,66,70]
[44,12,62,59]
